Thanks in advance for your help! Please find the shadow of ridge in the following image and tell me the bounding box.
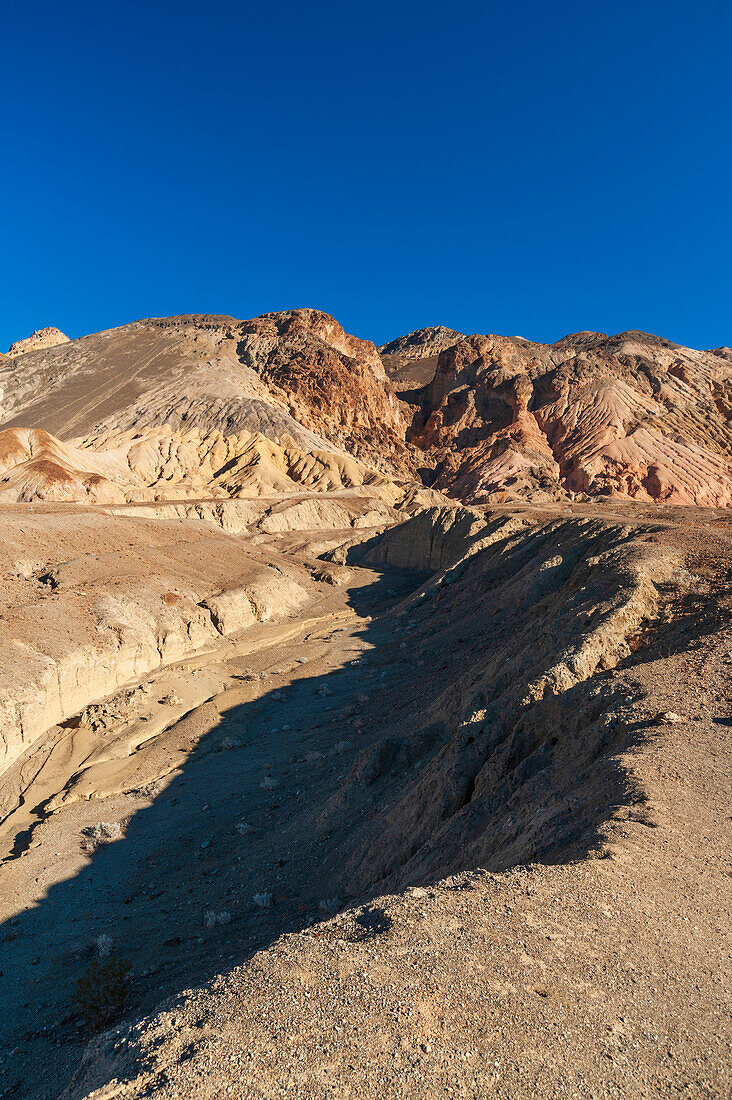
[0,540,689,1099]
[0,567,424,1098]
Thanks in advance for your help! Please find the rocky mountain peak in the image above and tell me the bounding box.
[379,326,464,361]
[7,327,69,358]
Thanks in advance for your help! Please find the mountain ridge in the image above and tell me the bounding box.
[3,308,729,508]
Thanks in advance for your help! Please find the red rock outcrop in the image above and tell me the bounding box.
[236,309,409,474]
[408,330,732,506]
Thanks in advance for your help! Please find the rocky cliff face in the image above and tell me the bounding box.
[379,327,466,395]
[1,313,731,508]
[6,326,69,357]
[408,329,732,506]
[379,326,464,361]
[235,309,408,474]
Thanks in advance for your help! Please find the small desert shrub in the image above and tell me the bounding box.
[204,909,231,929]
[328,740,351,757]
[96,933,114,958]
[75,958,132,1031]
[81,822,122,853]
[219,735,240,751]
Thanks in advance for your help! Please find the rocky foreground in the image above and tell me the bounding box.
[0,311,729,1099]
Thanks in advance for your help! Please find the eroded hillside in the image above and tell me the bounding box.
[0,311,730,1099]
[2,311,731,508]
[406,331,732,506]
[0,500,727,1099]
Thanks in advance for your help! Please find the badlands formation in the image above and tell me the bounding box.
[0,310,729,1099]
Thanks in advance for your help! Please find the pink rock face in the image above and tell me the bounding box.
[408,330,732,506]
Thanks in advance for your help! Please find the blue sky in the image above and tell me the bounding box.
[2,0,731,351]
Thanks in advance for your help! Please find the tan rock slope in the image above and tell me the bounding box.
[0,428,129,504]
[0,310,424,517]
[0,309,409,478]
[6,326,69,358]
[0,506,314,774]
[1,499,723,1100]
[0,425,403,505]
[0,481,420,777]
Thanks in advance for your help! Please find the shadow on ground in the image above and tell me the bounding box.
[0,569,423,1097]
[3,547,723,1100]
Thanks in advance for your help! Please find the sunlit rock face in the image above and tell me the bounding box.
[406,329,732,506]
[7,326,69,358]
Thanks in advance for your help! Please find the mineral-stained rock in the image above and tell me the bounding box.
[236,309,409,474]
[0,427,126,503]
[3,314,731,507]
[408,329,732,506]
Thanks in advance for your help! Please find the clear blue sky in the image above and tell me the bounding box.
[2,0,731,352]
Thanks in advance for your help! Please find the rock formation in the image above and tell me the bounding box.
[407,329,732,506]
[379,325,464,361]
[0,424,408,505]
[6,326,69,357]
[0,310,409,478]
[379,327,465,396]
[3,313,730,507]
[0,508,314,773]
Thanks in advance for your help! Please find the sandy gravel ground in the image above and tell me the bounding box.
[0,506,729,1099]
